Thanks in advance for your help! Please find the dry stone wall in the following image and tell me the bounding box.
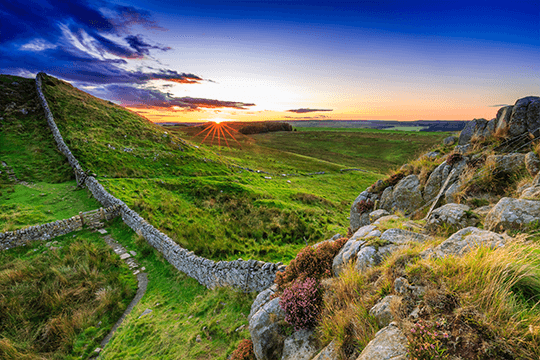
[0,205,121,250]
[35,72,283,292]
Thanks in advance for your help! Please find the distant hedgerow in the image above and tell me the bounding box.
[275,237,347,289]
[230,339,256,360]
[280,277,323,330]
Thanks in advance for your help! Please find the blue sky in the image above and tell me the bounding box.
[1,0,538,122]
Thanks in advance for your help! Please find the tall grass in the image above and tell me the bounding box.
[0,232,137,360]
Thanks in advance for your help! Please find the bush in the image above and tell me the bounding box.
[355,199,374,214]
[280,277,323,330]
[230,339,256,360]
[275,237,347,289]
[445,153,463,166]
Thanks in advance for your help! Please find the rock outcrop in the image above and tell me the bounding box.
[281,330,320,360]
[422,227,508,259]
[356,323,408,360]
[350,190,379,233]
[426,203,479,232]
[379,175,424,214]
[485,197,540,232]
[249,297,286,360]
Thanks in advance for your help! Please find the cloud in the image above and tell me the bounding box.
[0,0,204,87]
[284,115,331,120]
[286,108,333,113]
[93,84,255,111]
[488,104,511,107]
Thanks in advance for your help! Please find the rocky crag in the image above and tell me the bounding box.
[248,96,540,360]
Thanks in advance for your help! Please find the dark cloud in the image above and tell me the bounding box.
[0,0,202,89]
[488,104,511,107]
[93,84,255,111]
[284,115,331,120]
[287,108,333,113]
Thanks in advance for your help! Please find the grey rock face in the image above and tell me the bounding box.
[485,197,540,232]
[350,191,379,233]
[525,151,540,177]
[311,340,339,360]
[422,227,508,259]
[495,105,514,134]
[520,186,540,199]
[423,161,451,202]
[281,330,320,360]
[334,225,430,276]
[486,153,525,173]
[369,295,401,327]
[444,181,461,204]
[356,323,408,360]
[250,297,286,360]
[369,209,390,223]
[249,285,277,322]
[508,96,540,137]
[481,117,498,138]
[380,175,424,214]
[394,277,425,297]
[458,118,488,145]
[426,204,478,232]
[443,136,457,146]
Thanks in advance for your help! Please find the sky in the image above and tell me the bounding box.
[1,0,538,123]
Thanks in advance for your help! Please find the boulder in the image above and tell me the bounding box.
[485,197,540,231]
[394,277,425,297]
[486,153,525,173]
[472,205,494,217]
[481,118,498,138]
[454,144,472,154]
[281,329,319,360]
[311,340,339,360]
[381,175,424,214]
[494,105,514,134]
[334,226,429,276]
[520,186,540,200]
[350,191,379,233]
[458,118,488,145]
[525,151,540,177]
[379,186,394,211]
[369,209,390,223]
[422,227,508,259]
[423,161,451,202]
[508,96,540,137]
[249,297,286,360]
[372,214,400,225]
[249,285,278,322]
[426,204,479,232]
[369,295,401,327]
[356,323,408,360]
[443,136,457,146]
[444,181,461,204]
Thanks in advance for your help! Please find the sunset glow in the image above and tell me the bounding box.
[1,1,537,123]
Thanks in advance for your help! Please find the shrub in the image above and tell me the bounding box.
[275,237,347,289]
[407,319,450,360]
[230,339,256,360]
[280,277,323,330]
[355,199,374,214]
[445,153,463,166]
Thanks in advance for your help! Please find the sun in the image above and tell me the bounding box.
[194,120,240,148]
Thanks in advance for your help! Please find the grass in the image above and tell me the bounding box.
[176,126,451,174]
[0,227,137,360]
[317,239,540,359]
[100,172,380,263]
[0,181,101,231]
[0,76,73,183]
[98,218,256,360]
[39,74,229,179]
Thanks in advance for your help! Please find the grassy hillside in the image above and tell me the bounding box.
[40,75,229,178]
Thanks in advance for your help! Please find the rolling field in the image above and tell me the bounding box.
[0,74,458,359]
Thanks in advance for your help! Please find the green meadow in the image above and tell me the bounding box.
[0,74,456,359]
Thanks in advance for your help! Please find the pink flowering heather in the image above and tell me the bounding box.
[279,277,322,330]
